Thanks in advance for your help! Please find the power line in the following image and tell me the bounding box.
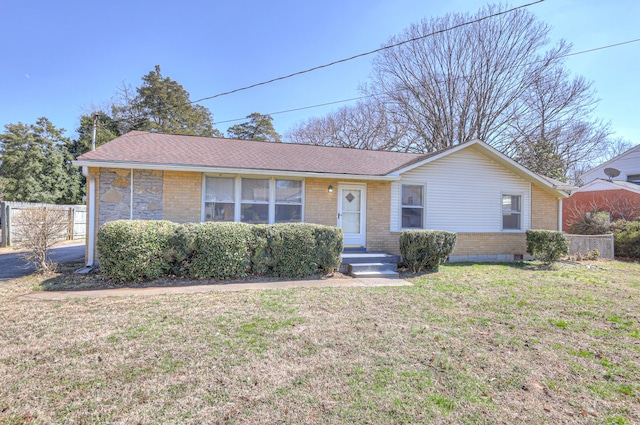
[190,0,545,105]
[102,1,544,130]
[213,37,640,126]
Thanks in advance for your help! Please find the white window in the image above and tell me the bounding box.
[275,179,303,223]
[204,177,235,222]
[204,176,303,224]
[502,194,521,230]
[401,184,424,229]
[241,178,270,224]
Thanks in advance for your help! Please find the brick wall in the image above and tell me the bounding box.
[531,185,559,230]
[305,178,399,253]
[304,178,338,226]
[163,171,202,223]
[452,232,527,257]
[562,189,640,231]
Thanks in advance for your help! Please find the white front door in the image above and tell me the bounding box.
[337,184,366,248]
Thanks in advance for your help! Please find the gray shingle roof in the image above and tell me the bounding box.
[76,131,429,176]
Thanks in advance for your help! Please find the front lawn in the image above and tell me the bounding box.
[1,261,639,424]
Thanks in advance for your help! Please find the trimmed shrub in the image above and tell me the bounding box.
[171,222,254,279]
[400,230,457,272]
[526,230,569,265]
[250,224,276,275]
[611,220,640,259]
[97,220,176,282]
[249,223,342,277]
[310,224,343,273]
[270,223,319,277]
[98,220,343,282]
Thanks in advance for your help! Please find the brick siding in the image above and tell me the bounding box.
[531,185,559,230]
[163,171,202,223]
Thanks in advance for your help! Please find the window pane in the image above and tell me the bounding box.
[502,195,520,212]
[503,213,521,229]
[204,202,234,222]
[342,190,361,212]
[205,177,234,202]
[241,204,269,224]
[276,180,302,203]
[342,212,360,233]
[275,205,302,223]
[402,185,423,206]
[402,207,423,228]
[242,178,269,202]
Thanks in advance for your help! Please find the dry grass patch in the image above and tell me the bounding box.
[1,261,639,424]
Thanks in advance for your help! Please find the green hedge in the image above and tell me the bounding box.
[170,222,254,279]
[250,223,342,277]
[611,220,640,259]
[97,220,343,282]
[400,230,457,272]
[526,230,569,265]
[97,220,177,282]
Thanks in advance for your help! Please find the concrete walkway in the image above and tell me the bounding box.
[19,277,412,301]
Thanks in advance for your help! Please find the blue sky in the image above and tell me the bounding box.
[1,0,638,145]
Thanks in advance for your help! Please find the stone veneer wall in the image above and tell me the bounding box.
[132,170,163,220]
[98,169,163,228]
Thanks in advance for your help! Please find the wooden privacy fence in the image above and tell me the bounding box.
[0,202,86,247]
[565,234,615,260]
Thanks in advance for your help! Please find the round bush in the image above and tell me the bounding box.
[97,220,176,282]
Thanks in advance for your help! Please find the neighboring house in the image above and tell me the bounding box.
[562,143,640,231]
[73,131,572,265]
[562,179,640,231]
[580,144,640,184]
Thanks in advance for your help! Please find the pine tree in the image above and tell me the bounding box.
[0,118,81,204]
[113,65,222,137]
[227,112,282,142]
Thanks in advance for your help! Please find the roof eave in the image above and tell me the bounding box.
[71,159,401,181]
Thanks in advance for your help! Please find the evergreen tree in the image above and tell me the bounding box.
[113,65,222,137]
[0,118,81,204]
[227,112,282,142]
[70,111,120,158]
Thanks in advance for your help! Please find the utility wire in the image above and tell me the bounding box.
[100,0,546,130]
[190,0,545,105]
[213,37,640,126]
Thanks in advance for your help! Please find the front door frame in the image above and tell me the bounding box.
[337,183,367,248]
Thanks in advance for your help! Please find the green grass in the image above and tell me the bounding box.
[0,260,639,423]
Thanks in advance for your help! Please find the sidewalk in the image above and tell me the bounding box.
[19,277,412,301]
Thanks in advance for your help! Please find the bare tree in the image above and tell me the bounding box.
[12,207,69,273]
[290,4,611,180]
[367,4,571,151]
[286,99,409,150]
[507,66,610,179]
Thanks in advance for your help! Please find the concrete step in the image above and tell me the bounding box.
[350,270,400,279]
[347,262,399,278]
[349,262,398,273]
[341,251,401,264]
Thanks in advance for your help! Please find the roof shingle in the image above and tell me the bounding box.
[76,131,429,176]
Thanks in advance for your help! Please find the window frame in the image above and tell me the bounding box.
[501,193,523,231]
[203,176,236,222]
[400,183,426,230]
[274,179,304,223]
[202,175,304,224]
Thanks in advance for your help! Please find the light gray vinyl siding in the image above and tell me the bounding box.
[581,145,640,183]
[391,147,531,232]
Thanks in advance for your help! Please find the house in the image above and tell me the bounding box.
[72,131,572,266]
[562,143,640,231]
[580,144,640,184]
[562,179,640,231]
